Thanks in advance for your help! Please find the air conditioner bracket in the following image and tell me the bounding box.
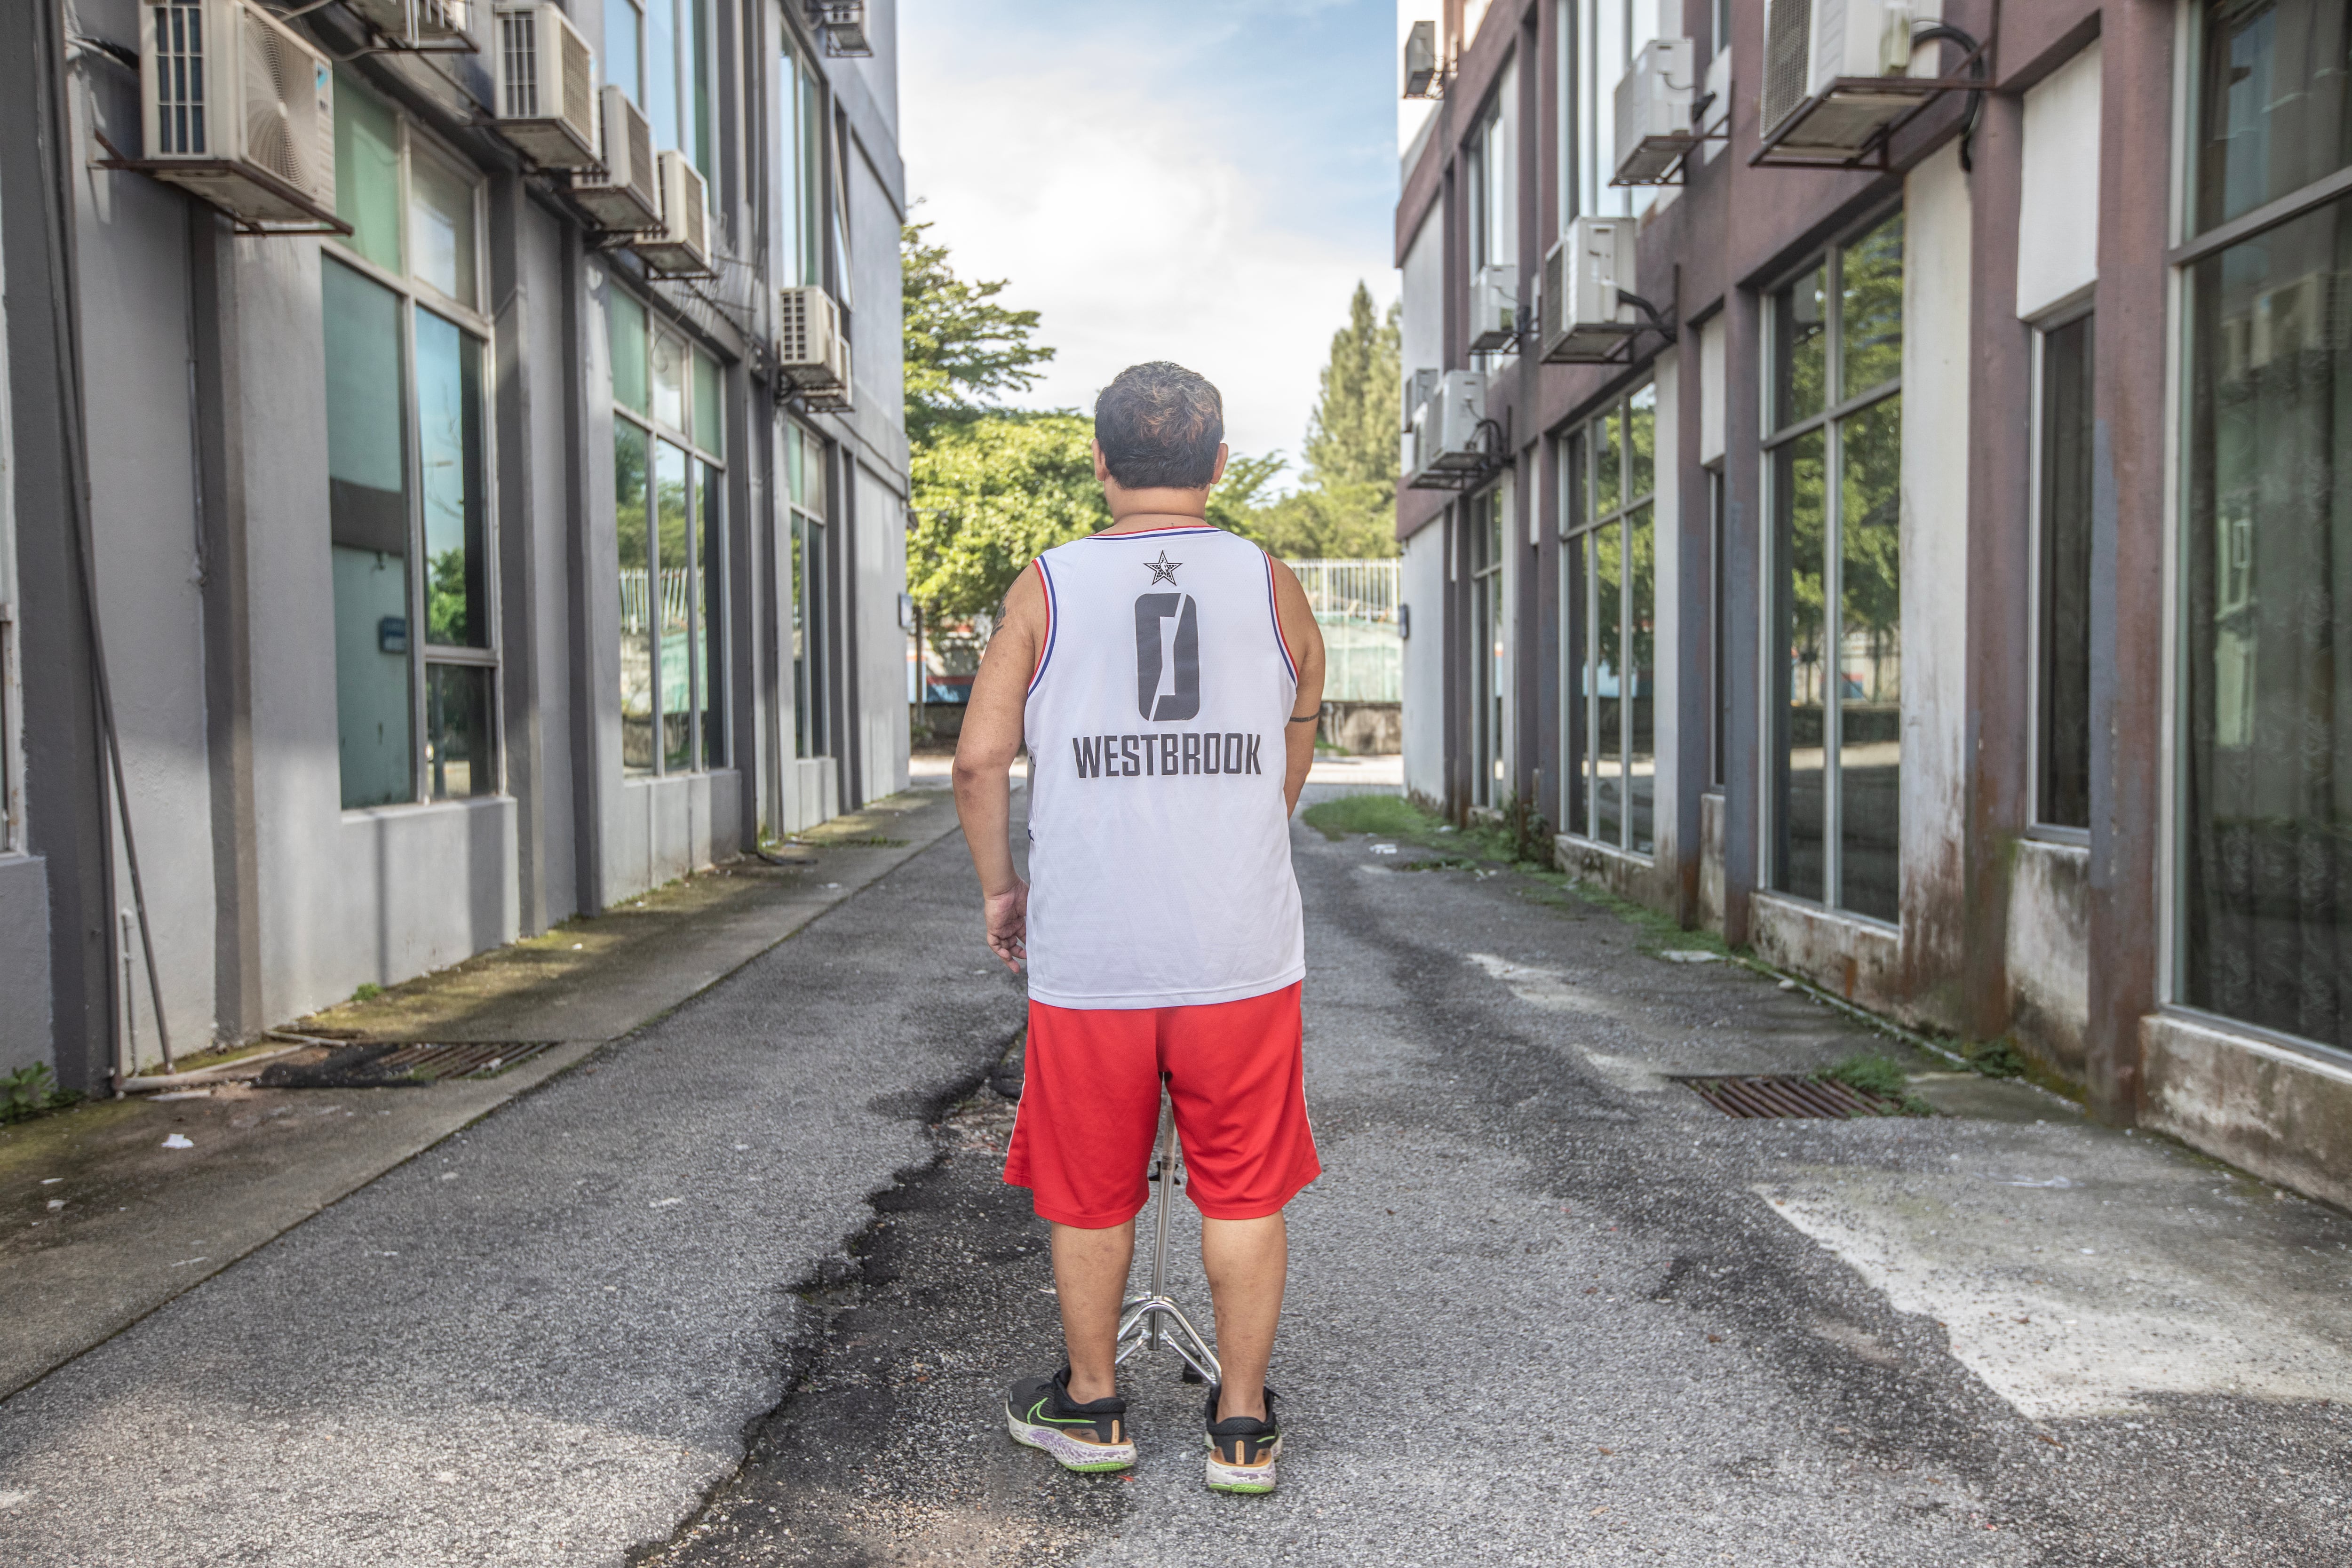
[1749,33,1990,171]
[91,132,352,236]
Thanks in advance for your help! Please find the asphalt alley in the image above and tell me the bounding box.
[653,796,2352,1568]
[5,785,2350,1567]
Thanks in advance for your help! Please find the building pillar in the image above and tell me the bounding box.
[2082,3,2175,1124]
[1960,89,2032,1042]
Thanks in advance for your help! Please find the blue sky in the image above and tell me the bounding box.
[900,0,1397,479]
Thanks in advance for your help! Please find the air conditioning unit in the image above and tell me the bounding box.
[1469,263,1519,352]
[574,86,661,231]
[636,151,713,276]
[1540,217,1640,363]
[779,285,852,409]
[493,3,599,169]
[138,0,337,228]
[1403,18,1440,98]
[346,0,469,41]
[1613,38,1697,183]
[1405,371,1488,487]
[811,0,873,56]
[1762,0,1920,152]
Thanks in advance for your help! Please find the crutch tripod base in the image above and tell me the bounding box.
[1113,1093,1222,1385]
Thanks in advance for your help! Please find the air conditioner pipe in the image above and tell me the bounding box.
[1910,21,1986,174]
[1615,290,1677,344]
[35,0,176,1082]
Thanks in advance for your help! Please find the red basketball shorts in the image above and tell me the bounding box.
[1003,981,1320,1228]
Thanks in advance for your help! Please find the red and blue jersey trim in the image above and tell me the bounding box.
[1263,551,1298,685]
[1083,524,1221,541]
[1028,556,1059,694]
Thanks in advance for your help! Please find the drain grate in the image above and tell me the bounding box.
[259,1041,558,1088]
[1679,1075,1908,1119]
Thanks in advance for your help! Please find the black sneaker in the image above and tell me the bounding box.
[1203,1384,1281,1493]
[1004,1366,1136,1473]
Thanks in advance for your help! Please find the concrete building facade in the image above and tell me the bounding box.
[1396,0,2352,1208]
[3,0,910,1090]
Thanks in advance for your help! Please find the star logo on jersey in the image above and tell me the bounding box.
[1144,550,1182,586]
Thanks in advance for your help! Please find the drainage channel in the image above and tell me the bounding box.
[1678,1074,1910,1119]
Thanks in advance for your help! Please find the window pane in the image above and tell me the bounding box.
[658,440,692,771]
[2040,315,2096,828]
[333,71,402,274]
[1775,266,1828,429]
[692,349,723,457]
[1628,384,1655,501]
[425,663,494,799]
[652,329,687,432]
[416,313,488,648]
[324,260,412,809]
[1565,529,1589,836]
[794,513,826,757]
[1839,395,1903,921]
[1841,215,1905,401]
[1774,429,1828,900]
[605,0,642,103]
[646,0,679,150]
[616,422,654,775]
[2197,0,2352,234]
[1711,470,1729,788]
[610,290,648,414]
[799,66,825,287]
[691,0,713,180]
[1595,520,1624,846]
[698,460,725,767]
[1597,407,1621,515]
[1628,502,1656,854]
[409,152,477,309]
[2182,195,2352,1049]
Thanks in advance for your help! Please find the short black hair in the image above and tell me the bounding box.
[1093,362,1224,489]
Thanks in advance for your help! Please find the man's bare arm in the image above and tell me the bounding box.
[952,565,1046,971]
[1270,558,1327,817]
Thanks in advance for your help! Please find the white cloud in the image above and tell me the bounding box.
[901,14,1395,478]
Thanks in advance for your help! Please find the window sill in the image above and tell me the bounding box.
[1556,832,1656,868]
[1751,887,1900,937]
[339,795,509,823]
[2154,1004,2352,1080]
[2024,824,2090,849]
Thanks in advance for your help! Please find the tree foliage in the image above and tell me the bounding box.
[901,221,1056,443]
[1301,282,1404,495]
[909,412,1107,621]
[902,235,1407,628]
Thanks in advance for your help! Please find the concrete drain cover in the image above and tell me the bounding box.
[1678,1075,1909,1119]
[258,1041,557,1088]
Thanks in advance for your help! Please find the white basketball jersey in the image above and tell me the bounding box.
[1022,524,1306,1010]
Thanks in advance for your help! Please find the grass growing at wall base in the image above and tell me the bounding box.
[1301,794,1442,842]
[1818,1052,1939,1116]
[1,1065,83,1126]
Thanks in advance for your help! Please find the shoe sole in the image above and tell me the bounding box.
[1005,1407,1136,1473]
[1204,1434,1280,1494]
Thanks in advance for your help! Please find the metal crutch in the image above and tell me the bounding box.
[1112,1086,1223,1384]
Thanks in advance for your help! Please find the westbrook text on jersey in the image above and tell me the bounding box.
[1069,731,1266,779]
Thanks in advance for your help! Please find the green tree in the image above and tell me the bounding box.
[909,412,1109,620]
[901,221,1056,443]
[1301,283,1403,495]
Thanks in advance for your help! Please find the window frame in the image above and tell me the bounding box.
[2027,297,2097,841]
[1761,210,1906,922]
[1558,381,1659,856]
[611,289,731,779]
[324,84,501,811]
[783,419,831,762]
[2164,0,2352,1054]
[1467,481,1509,807]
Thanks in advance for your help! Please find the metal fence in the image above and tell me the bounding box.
[1286,558,1402,703]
